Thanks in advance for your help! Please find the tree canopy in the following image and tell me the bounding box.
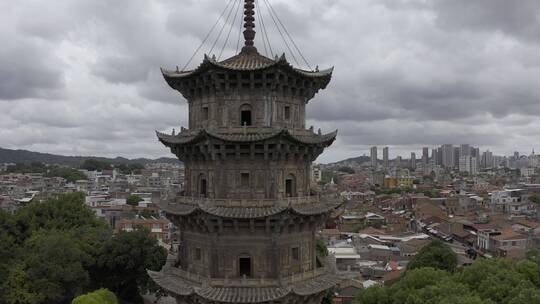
[72,289,117,304]
[356,257,540,304]
[337,166,355,174]
[0,193,167,304]
[529,194,540,205]
[4,163,87,183]
[80,159,112,171]
[115,163,144,175]
[126,194,144,206]
[407,240,457,272]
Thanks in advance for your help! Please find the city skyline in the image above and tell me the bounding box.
[2,1,540,163]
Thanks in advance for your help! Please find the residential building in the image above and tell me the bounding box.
[371,146,378,168]
[383,147,389,169]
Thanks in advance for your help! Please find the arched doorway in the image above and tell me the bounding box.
[240,104,252,126]
[285,174,296,197]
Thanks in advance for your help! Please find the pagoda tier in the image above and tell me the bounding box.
[156,128,336,200]
[156,196,341,278]
[149,196,341,304]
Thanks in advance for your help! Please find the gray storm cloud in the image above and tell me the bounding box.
[1,0,539,162]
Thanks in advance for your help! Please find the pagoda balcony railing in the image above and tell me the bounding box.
[162,254,337,288]
[165,264,328,288]
[171,194,339,208]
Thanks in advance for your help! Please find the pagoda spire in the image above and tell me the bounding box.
[241,0,258,54]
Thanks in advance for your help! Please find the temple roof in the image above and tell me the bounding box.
[156,127,337,147]
[161,53,333,81]
[148,268,341,302]
[157,196,342,219]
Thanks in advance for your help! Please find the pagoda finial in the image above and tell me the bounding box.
[241,0,257,54]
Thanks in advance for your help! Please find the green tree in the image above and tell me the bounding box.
[126,194,144,206]
[407,240,457,272]
[21,231,91,304]
[529,194,540,205]
[72,289,117,304]
[355,284,389,304]
[116,163,144,175]
[2,263,44,304]
[337,166,355,174]
[0,210,18,286]
[6,162,47,174]
[14,193,106,241]
[316,239,329,257]
[95,229,167,303]
[46,167,87,183]
[80,159,112,171]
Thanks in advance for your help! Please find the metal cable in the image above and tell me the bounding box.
[262,0,300,66]
[209,0,238,56]
[255,0,269,57]
[182,0,235,71]
[258,0,274,57]
[235,0,244,54]
[219,0,242,60]
[265,0,312,69]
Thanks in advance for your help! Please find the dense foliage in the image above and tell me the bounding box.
[72,289,117,304]
[407,240,457,272]
[337,166,355,174]
[356,256,540,304]
[5,163,87,183]
[126,194,144,206]
[529,194,540,205]
[80,159,113,171]
[321,170,338,185]
[316,239,329,257]
[116,163,145,175]
[0,193,167,304]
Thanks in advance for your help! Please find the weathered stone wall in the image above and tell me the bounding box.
[179,225,316,279]
[189,90,306,130]
[185,158,311,199]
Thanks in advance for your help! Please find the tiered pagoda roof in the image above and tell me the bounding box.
[156,127,337,147]
[149,255,341,303]
[157,196,342,219]
[162,53,333,81]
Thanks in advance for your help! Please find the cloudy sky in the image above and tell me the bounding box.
[1,0,540,163]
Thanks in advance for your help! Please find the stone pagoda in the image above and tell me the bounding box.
[149,1,340,303]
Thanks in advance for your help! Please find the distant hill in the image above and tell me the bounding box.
[324,155,370,167]
[0,147,181,167]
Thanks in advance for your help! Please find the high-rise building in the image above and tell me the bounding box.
[482,150,494,168]
[454,147,460,169]
[396,156,402,168]
[371,146,378,168]
[459,156,477,175]
[411,152,416,170]
[383,147,389,168]
[460,144,471,157]
[150,2,340,302]
[422,147,429,166]
[442,144,454,168]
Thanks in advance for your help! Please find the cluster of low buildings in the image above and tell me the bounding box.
[0,162,184,248]
[315,159,540,304]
